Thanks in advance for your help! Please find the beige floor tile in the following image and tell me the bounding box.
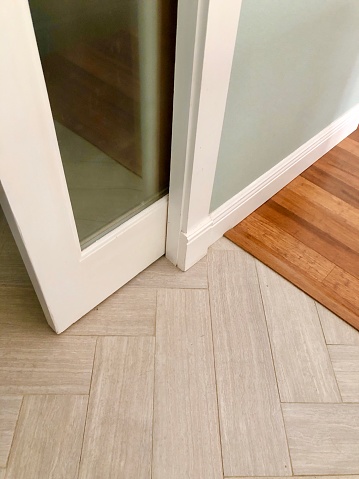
[152,289,223,479]
[0,226,31,287]
[208,249,291,477]
[0,336,96,394]
[329,345,359,402]
[6,395,87,479]
[209,236,240,251]
[0,397,22,467]
[283,403,359,475]
[79,337,154,479]
[128,256,208,288]
[0,287,53,337]
[316,302,359,345]
[256,262,341,403]
[66,286,155,335]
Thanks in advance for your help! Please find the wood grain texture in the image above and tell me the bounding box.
[42,31,142,176]
[316,302,359,345]
[5,395,88,479]
[79,337,154,479]
[226,129,359,331]
[66,286,155,335]
[282,403,359,475]
[329,345,359,402]
[152,289,223,479]
[208,249,291,477]
[0,469,5,479]
[128,256,208,289]
[256,262,341,403]
[0,396,22,467]
[0,336,96,394]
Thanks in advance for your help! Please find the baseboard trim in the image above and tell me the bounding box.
[177,104,359,271]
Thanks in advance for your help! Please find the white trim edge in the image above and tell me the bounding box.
[177,104,359,271]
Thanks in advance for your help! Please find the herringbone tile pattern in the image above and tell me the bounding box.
[1,213,359,478]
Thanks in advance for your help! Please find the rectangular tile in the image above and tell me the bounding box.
[0,287,52,337]
[0,226,31,287]
[208,250,291,476]
[6,395,87,479]
[256,262,341,403]
[152,289,223,479]
[0,396,22,467]
[0,336,96,394]
[316,302,359,345]
[323,266,359,311]
[128,256,208,289]
[66,286,155,335]
[79,337,154,479]
[329,345,359,402]
[283,403,359,475]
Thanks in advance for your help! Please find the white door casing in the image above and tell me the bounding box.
[0,0,244,331]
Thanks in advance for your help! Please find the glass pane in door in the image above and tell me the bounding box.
[28,0,177,247]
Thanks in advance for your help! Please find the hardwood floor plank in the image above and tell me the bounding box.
[128,256,208,289]
[0,336,96,394]
[323,267,359,311]
[301,166,359,209]
[227,212,334,282]
[256,262,341,403]
[282,403,359,474]
[286,176,359,231]
[315,153,359,190]
[66,286,155,335]
[0,396,22,467]
[5,395,87,479]
[338,137,359,158]
[208,250,291,477]
[257,200,359,280]
[79,337,154,479]
[329,345,359,402]
[152,289,223,479]
[316,302,359,345]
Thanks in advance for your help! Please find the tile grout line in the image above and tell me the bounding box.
[76,336,98,479]
[314,301,344,403]
[4,395,25,470]
[150,290,158,479]
[207,251,226,478]
[254,259,294,476]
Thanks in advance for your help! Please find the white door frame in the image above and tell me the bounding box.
[0,0,243,331]
[166,0,243,271]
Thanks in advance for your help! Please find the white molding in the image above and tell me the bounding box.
[166,0,243,264]
[177,104,359,270]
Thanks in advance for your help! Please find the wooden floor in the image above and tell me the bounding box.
[1,207,359,478]
[226,127,359,332]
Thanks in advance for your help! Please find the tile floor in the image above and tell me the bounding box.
[1,208,359,478]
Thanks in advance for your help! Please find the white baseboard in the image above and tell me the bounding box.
[177,104,359,271]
